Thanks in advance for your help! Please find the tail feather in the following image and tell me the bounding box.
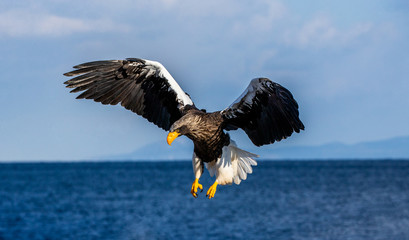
[204,140,258,185]
[229,141,258,185]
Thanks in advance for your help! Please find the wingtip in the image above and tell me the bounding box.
[299,122,305,131]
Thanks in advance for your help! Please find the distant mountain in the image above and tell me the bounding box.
[103,137,194,161]
[103,136,409,160]
[254,136,409,160]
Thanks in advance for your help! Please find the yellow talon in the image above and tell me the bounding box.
[206,181,218,199]
[191,178,203,198]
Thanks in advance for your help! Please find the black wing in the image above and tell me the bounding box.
[64,58,195,131]
[221,78,304,146]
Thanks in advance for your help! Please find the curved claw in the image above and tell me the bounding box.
[206,181,218,199]
[191,178,203,198]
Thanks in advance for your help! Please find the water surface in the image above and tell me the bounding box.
[1,161,408,240]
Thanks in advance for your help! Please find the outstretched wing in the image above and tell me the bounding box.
[221,78,304,146]
[64,58,194,131]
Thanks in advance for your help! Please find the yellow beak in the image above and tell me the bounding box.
[167,131,180,145]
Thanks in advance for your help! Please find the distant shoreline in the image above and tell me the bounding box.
[1,158,409,164]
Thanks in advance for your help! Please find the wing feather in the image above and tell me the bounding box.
[64,58,195,131]
[221,78,304,146]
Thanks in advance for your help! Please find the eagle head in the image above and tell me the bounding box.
[167,118,191,145]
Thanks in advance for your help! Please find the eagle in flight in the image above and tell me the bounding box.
[64,58,304,199]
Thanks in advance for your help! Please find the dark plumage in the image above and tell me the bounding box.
[64,57,304,199]
[64,58,189,130]
[170,109,230,163]
[222,78,304,146]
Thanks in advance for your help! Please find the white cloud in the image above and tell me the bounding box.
[343,22,373,42]
[160,0,179,8]
[231,0,287,35]
[283,16,373,48]
[0,10,129,37]
[249,1,287,32]
[227,3,374,51]
[296,16,337,46]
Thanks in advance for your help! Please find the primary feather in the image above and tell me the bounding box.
[221,78,305,146]
[64,58,194,131]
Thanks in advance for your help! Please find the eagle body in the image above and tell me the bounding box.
[64,58,305,199]
[171,109,229,163]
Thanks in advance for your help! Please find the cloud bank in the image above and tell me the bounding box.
[0,10,128,37]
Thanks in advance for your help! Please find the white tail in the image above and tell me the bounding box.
[228,141,258,184]
[205,140,258,185]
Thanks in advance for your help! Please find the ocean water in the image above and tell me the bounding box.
[0,160,409,240]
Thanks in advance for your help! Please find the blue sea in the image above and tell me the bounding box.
[1,160,409,240]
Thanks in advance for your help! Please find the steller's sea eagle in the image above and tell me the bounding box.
[64,58,304,199]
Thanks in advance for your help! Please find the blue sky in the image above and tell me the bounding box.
[1,0,408,161]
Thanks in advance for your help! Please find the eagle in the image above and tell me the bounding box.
[64,58,304,199]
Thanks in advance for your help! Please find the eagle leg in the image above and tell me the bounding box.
[191,178,203,198]
[206,181,218,199]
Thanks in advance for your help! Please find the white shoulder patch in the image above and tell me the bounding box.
[222,78,264,114]
[144,60,194,107]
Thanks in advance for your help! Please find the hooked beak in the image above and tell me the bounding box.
[167,131,180,145]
